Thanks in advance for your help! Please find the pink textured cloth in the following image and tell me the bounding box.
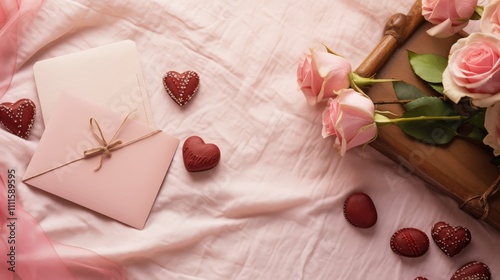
[1,0,500,279]
[0,174,128,280]
[0,0,44,99]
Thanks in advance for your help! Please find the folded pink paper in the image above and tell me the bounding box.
[23,93,179,229]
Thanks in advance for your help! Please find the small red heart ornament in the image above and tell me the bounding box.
[182,136,220,172]
[450,261,490,280]
[163,70,200,106]
[390,227,429,258]
[431,221,471,257]
[0,98,36,139]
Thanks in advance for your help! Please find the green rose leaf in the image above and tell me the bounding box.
[464,126,487,142]
[461,109,487,142]
[403,96,455,113]
[429,83,444,94]
[396,97,460,144]
[465,109,486,128]
[408,51,448,83]
[393,81,427,100]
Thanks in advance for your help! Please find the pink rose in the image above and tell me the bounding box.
[297,48,352,105]
[484,102,500,155]
[442,32,500,108]
[481,0,500,35]
[322,89,377,156]
[422,0,478,38]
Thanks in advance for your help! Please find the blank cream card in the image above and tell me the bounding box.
[33,40,155,128]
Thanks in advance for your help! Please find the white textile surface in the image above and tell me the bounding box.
[1,0,500,279]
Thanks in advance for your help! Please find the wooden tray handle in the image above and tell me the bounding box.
[355,1,425,78]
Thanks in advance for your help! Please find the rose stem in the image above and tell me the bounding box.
[373,99,414,105]
[382,115,465,124]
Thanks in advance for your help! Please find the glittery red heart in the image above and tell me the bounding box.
[0,98,36,139]
[162,71,200,106]
[431,221,471,257]
[182,136,220,172]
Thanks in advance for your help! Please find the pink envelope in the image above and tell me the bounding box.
[23,93,179,229]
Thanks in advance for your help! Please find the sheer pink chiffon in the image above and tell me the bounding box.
[1,0,43,99]
[0,175,128,279]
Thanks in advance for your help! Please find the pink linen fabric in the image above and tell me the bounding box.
[0,0,44,99]
[1,0,500,280]
[0,175,127,280]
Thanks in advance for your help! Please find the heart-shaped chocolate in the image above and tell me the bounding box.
[343,192,377,228]
[431,221,471,257]
[163,70,200,106]
[450,261,490,280]
[182,136,220,172]
[390,227,429,258]
[0,98,36,139]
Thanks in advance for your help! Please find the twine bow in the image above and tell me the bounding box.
[460,174,500,220]
[83,117,126,171]
[23,112,161,181]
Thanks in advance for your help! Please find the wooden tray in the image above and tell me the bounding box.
[355,1,500,231]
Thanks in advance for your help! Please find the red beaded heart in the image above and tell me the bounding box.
[431,221,471,257]
[450,261,490,280]
[0,98,36,139]
[162,70,200,106]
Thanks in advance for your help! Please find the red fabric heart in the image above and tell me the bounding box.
[182,136,220,172]
[0,98,36,139]
[450,261,491,280]
[431,221,471,257]
[162,70,200,106]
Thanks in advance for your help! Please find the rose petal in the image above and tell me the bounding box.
[321,98,340,138]
[311,48,351,99]
[481,0,500,35]
[328,89,376,155]
[344,123,377,153]
[426,19,468,38]
[455,0,478,18]
[471,94,500,107]
[311,49,351,78]
[484,103,500,155]
[338,90,375,118]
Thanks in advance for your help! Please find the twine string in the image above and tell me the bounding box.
[460,174,500,220]
[23,112,160,181]
[83,117,124,171]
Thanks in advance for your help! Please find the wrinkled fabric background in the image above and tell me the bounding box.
[1,0,499,279]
